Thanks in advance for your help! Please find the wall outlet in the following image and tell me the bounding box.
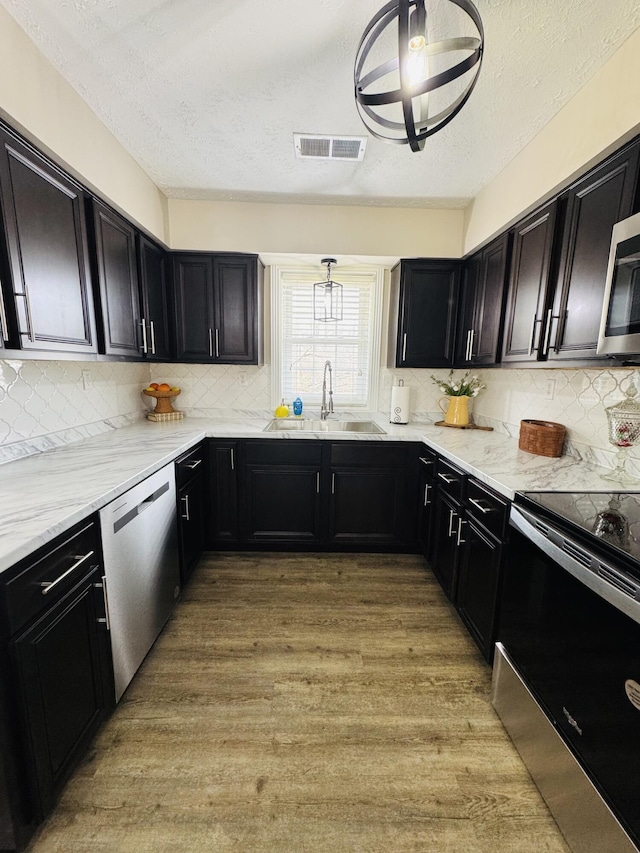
[544,378,555,400]
[81,369,91,391]
[238,371,247,386]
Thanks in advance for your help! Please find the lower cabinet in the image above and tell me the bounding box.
[175,443,207,584]
[208,438,420,552]
[0,518,113,849]
[431,488,464,599]
[417,449,437,558]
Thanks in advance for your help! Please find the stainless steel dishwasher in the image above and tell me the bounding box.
[99,462,181,702]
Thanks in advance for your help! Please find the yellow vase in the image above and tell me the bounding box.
[438,395,470,426]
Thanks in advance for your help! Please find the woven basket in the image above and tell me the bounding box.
[518,419,566,457]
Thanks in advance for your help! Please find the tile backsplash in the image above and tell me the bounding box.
[2,358,640,474]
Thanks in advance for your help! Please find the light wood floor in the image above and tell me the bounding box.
[27,553,570,853]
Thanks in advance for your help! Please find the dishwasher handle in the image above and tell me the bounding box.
[112,480,170,534]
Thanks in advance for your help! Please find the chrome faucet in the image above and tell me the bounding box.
[320,360,333,420]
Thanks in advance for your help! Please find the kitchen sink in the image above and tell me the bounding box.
[263,418,386,434]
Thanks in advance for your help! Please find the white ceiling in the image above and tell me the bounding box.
[2,0,640,210]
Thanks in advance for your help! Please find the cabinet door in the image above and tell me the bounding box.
[177,473,205,584]
[0,132,97,353]
[455,518,502,662]
[455,252,482,366]
[139,235,172,361]
[390,261,460,368]
[173,254,216,362]
[213,256,257,364]
[91,200,142,358]
[471,233,510,365]
[430,490,462,600]
[548,142,640,361]
[13,567,111,819]
[502,201,558,363]
[245,465,322,543]
[417,461,435,558]
[328,467,405,547]
[208,441,239,544]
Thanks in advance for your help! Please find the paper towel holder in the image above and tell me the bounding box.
[390,378,410,424]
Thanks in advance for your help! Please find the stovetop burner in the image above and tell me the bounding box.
[516,491,640,563]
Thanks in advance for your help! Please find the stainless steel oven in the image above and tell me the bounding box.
[598,211,640,355]
[493,491,640,853]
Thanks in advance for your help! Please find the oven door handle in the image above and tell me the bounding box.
[510,505,640,626]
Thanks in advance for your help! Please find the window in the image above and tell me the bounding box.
[271,265,383,410]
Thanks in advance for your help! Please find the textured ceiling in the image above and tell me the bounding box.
[2,0,640,209]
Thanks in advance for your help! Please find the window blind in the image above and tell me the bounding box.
[278,270,378,408]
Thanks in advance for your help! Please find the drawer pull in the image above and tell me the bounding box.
[456,518,467,546]
[468,497,492,514]
[448,509,456,538]
[438,472,456,484]
[181,495,190,521]
[423,483,432,506]
[418,456,433,467]
[40,550,95,595]
[185,459,202,470]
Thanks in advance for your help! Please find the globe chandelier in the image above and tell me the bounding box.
[354,0,484,152]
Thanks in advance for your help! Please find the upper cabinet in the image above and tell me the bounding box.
[90,199,143,359]
[0,129,97,354]
[547,141,640,361]
[456,233,510,367]
[138,235,172,361]
[501,200,559,363]
[388,260,461,368]
[173,253,264,364]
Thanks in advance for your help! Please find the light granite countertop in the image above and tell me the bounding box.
[0,414,625,575]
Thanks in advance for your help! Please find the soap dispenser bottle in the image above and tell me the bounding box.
[293,397,303,418]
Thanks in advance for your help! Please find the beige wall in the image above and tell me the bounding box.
[464,28,640,254]
[0,6,168,242]
[167,198,464,259]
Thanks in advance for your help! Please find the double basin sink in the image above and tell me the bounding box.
[264,418,386,434]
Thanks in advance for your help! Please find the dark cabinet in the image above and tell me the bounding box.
[243,441,322,544]
[208,440,240,545]
[90,199,142,358]
[457,233,510,366]
[417,448,437,558]
[547,141,640,361]
[0,519,112,847]
[0,129,97,354]
[388,260,461,368]
[501,200,559,363]
[175,444,207,584]
[138,235,172,361]
[173,253,263,364]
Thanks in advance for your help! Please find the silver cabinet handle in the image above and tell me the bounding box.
[0,282,9,343]
[468,497,491,514]
[208,328,213,358]
[95,575,111,631]
[418,456,433,467]
[149,320,156,355]
[40,550,95,595]
[331,473,336,494]
[185,459,202,470]
[438,472,456,484]
[140,319,148,353]
[402,333,407,362]
[181,494,190,521]
[542,308,553,355]
[468,329,475,360]
[215,328,220,358]
[528,313,543,356]
[465,330,472,362]
[448,509,456,538]
[316,471,320,494]
[15,288,35,342]
[230,447,235,470]
[456,518,467,546]
[423,483,432,506]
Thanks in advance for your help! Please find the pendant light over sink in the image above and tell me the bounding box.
[354,0,484,152]
[314,258,343,322]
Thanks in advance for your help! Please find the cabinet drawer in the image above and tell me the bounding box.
[435,457,466,501]
[418,446,437,481]
[466,478,509,540]
[175,442,206,488]
[4,519,102,636]
[330,443,405,468]
[244,440,322,466]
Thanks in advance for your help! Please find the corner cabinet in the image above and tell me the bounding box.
[90,199,143,359]
[388,260,461,368]
[138,235,172,361]
[0,129,97,354]
[173,253,264,364]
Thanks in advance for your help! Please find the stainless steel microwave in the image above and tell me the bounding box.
[597,211,640,355]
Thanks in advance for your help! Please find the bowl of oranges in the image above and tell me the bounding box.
[143,382,181,415]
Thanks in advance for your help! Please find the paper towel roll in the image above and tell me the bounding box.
[390,383,410,423]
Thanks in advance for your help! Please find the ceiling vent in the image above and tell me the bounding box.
[293,134,367,162]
